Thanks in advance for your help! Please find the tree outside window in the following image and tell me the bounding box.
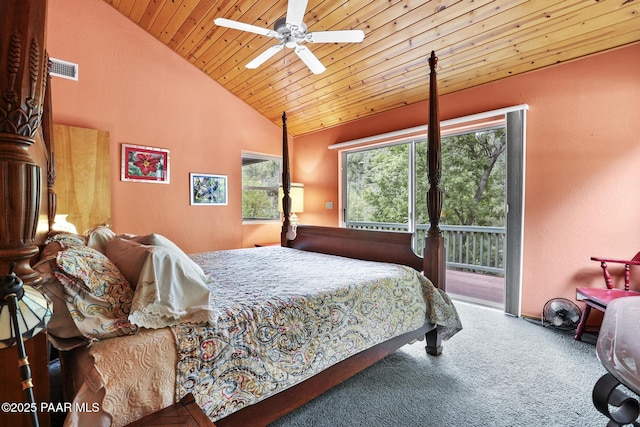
[346,144,409,224]
[345,127,506,228]
[242,153,281,221]
[417,128,506,227]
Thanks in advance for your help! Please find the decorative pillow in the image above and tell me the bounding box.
[131,234,208,282]
[33,265,87,350]
[86,226,116,254]
[117,242,212,329]
[33,257,82,337]
[33,242,88,350]
[55,244,138,341]
[46,231,87,247]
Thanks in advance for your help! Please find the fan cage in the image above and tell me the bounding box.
[542,298,582,331]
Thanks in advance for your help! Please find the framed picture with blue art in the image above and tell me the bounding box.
[190,173,228,206]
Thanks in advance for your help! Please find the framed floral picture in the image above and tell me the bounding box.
[190,173,228,206]
[121,143,170,183]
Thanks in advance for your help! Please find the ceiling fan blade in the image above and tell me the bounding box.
[286,0,308,28]
[306,30,365,43]
[214,18,276,37]
[294,45,326,74]
[246,44,284,69]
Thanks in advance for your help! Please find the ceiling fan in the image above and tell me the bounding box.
[214,0,365,74]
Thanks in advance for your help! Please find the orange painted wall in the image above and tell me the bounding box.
[46,0,284,252]
[294,43,640,318]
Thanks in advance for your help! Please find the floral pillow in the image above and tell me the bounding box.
[32,249,86,350]
[55,244,138,341]
[47,231,87,246]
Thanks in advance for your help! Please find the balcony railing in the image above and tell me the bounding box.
[346,221,505,276]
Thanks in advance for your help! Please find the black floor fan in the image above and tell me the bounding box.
[542,298,582,331]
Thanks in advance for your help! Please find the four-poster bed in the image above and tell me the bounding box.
[0,1,459,426]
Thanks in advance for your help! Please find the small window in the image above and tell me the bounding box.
[242,153,281,221]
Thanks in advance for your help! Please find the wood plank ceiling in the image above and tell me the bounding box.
[104,0,640,136]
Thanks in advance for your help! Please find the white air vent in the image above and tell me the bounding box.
[49,57,78,81]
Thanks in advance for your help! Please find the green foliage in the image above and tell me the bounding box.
[347,128,506,227]
[242,188,279,220]
[346,144,408,223]
[440,129,506,226]
[242,157,280,220]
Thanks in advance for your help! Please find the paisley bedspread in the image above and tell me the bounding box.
[177,246,461,422]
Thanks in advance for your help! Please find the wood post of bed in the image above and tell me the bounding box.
[0,0,50,286]
[280,111,293,246]
[42,70,57,233]
[423,51,445,356]
[423,51,446,293]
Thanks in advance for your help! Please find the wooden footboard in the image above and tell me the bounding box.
[288,225,424,272]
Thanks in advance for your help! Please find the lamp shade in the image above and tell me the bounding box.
[0,285,51,349]
[52,214,78,233]
[278,183,304,213]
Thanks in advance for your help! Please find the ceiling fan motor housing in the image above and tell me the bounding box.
[274,17,307,47]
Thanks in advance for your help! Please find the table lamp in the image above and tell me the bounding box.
[0,263,52,427]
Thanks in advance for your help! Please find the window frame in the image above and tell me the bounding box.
[342,140,418,231]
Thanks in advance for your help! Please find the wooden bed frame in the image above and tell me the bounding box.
[0,1,447,426]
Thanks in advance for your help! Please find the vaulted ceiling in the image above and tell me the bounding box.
[103,0,640,136]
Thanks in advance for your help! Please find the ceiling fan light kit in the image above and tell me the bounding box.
[214,0,364,74]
